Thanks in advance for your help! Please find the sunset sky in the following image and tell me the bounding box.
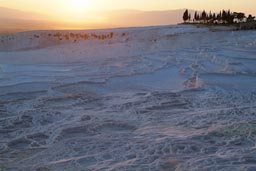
[0,0,256,32]
[1,0,255,22]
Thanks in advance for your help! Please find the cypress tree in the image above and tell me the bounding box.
[183,9,189,22]
[201,10,207,23]
[194,11,198,22]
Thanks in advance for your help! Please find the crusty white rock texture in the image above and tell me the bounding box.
[0,25,256,171]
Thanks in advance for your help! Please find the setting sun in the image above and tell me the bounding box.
[0,0,255,25]
[69,0,90,12]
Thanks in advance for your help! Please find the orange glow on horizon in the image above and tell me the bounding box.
[0,0,255,27]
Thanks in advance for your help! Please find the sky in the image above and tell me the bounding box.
[0,0,256,17]
[0,0,255,21]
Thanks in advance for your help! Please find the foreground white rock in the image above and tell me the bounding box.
[0,25,256,171]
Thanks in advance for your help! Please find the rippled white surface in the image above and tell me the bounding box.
[0,25,256,171]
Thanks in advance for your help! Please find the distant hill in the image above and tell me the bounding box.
[0,7,52,33]
[0,7,195,33]
[0,7,48,20]
[105,9,195,27]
